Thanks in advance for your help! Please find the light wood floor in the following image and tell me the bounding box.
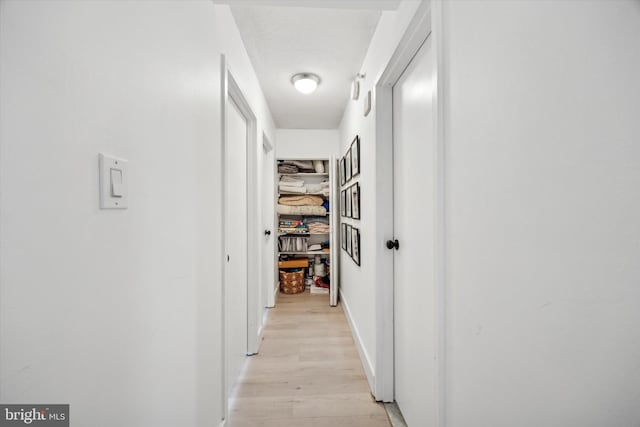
[227,291,391,427]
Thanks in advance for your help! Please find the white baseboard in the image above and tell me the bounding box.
[256,322,264,354]
[269,284,279,307]
[256,305,271,349]
[340,292,376,394]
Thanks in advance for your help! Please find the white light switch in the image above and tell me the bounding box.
[110,168,123,197]
[99,154,128,209]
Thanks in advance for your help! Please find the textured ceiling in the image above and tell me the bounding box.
[230,5,384,129]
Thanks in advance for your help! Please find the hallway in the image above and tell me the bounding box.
[227,293,390,427]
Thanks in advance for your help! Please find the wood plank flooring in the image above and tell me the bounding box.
[227,291,391,427]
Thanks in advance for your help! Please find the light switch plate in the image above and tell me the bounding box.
[99,153,128,209]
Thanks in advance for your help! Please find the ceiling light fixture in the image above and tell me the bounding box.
[291,73,320,94]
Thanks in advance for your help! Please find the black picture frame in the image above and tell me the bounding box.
[341,223,347,250]
[340,157,346,186]
[346,224,353,256]
[345,150,352,182]
[352,227,360,266]
[346,186,352,218]
[351,136,360,177]
[340,190,347,216]
[351,183,360,220]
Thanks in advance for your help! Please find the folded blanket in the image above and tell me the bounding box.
[279,185,307,194]
[302,216,330,225]
[309,224,330,234]
[277,205,327,216]
[278,164,298,174]
[279,195,324,206]
[306,183,328,192]
[279,176,305,186]
[284,160,314,170]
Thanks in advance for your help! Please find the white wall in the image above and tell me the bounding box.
[0,1,275,426]
[338,0,421,391]
[276,129,340,159]
[441,1,640,425]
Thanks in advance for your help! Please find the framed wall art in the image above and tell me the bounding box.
[351,226,360,266]
[340,190,347,216]
[341,223,347,250]
[345,150,352,182]
[351,183,360,220]
[346,186,352,218]
[340,157,346,186]
[351,136,360,177]
[346,224,353,256]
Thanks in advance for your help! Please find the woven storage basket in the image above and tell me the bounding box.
[279,270,305,294]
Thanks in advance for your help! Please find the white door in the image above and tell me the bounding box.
[392,35,436,426]
[262,138,276,308]
[225,97,248,396]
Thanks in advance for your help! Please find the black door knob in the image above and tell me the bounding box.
[264,230,271,236]
[386,239,399,250]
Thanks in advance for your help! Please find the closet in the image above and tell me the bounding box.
[275,157,339,306]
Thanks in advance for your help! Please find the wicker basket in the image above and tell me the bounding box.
[279,270,305,294]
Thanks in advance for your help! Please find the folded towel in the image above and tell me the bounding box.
[277,205,327,216]
[302,216,330,225]
[278,164,298,174]
[279,176,305,186]
[306,183,324,192]
[285,160,314,170]
[279,185,307,194]
[308,224,330,234]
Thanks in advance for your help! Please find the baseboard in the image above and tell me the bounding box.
[270,284,279,307]
[340,292,376,393]
[256,306,271,346]
[255,322,264,354]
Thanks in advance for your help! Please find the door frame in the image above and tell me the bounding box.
[373,1,445,423]
[262,133,278,309]
[274,155,338,306]
[221,54,260,422]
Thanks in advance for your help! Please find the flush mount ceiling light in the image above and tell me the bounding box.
[291,73,320,94]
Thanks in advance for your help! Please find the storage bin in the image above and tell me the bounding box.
[279,270,305,294]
